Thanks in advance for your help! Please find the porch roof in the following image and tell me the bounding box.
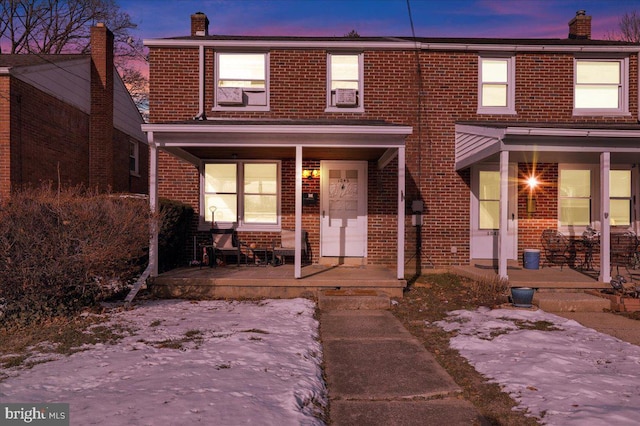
[143,118,412,164]
[455,122,640,170]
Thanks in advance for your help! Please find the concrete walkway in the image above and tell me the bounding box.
[554,311,640,346]
[319,310,485,425]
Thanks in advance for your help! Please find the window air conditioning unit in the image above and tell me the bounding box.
[335,88,357,107]
[217,87,244,105]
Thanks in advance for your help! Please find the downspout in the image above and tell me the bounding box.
[148,132,159,278]
[397,146,406,279]
[193,44,206,120]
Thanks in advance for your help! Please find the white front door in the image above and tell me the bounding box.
[320,161,367,257]
[470,164,517,259]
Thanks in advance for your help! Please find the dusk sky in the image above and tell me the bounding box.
[120,0,640,41]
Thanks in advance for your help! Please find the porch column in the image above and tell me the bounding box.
[148,136,159,277]
[600,152,611,282]
[498,150,509,280]
[294,145,303,278]
[397,146,406,279]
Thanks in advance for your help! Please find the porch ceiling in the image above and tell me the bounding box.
[455,123,640,170]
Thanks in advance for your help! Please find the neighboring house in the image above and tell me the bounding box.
[0,24,148,199]
[143,11,640,286]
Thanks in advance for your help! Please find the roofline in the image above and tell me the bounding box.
[456,124,640,139]
[144,38,640,53]
[142,123,413,135]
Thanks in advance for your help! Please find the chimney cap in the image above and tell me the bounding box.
[576,10,586,16]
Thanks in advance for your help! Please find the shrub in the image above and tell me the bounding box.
[0,186,151,327]
[158,198,194,272]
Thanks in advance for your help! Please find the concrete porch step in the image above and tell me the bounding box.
[318,289,391,310]
[533,291,611,312]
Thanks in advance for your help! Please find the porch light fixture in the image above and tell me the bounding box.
[302,169,320,179]
[526,175,538,214]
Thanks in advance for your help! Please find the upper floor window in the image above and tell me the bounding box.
[574,58,628,115]
[129,140,139,176]
[326,53,363,112]
[214,53,269,110]
[478,56,515,115]
[203,161,279,230]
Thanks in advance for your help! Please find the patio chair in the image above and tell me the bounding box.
[610,231,638,280]
[272,229,308,265]
[209,225,244,267]
[541,229,571,269]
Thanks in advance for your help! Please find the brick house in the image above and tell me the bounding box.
[144,11,640,288]
[0,24,148,199]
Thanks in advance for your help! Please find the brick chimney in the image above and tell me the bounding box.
[89,23,114,191]
[191,12,209,36]
[568,10,591,39]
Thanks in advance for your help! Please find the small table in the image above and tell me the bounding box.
[249,247,269,266]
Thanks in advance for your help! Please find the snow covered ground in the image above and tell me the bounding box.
[436,307,640,425]
[0,299,327,425]
[3,298,639,426]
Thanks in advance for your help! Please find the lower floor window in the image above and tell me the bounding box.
[204,161,279,226]
[558,165,632,229]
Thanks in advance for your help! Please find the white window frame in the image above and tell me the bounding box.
[200,160,281,232]
[325,52,364,112]
[609,164,638,231]
[129,140,139,176]
[213,52,270,111]
[558,164,598,234]
[477,55,516,115]
[573,57,629,116]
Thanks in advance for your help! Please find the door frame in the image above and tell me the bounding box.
[470,163,518,260]
[320,160,368,257]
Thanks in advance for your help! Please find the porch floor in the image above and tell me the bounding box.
[151,264,405,299]
[451,259,617,290]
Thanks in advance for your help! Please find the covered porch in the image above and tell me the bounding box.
[142,119,413,285]
[456,122,640,284]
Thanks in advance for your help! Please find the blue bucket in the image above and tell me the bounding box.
[523,249,540,270]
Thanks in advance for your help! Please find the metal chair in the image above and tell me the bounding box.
[272,229,308,265]
[541,229,571,269]
[610,231,638,280]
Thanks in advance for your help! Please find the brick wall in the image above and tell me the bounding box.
[0,76,11,200]
[150,38,638,269]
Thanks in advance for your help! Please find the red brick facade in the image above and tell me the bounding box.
[0,25,148,199]
[147,11,640,271]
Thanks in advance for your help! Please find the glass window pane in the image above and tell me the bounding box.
[479,171,500,199]
[331,81,359,90]
[560,170,590,197]
[244,163,277,194]
[479,200,499,229]
[482,84,507,107]
[482,59,508,83]
[244,195,277,223]
[219,54,265,81]
[331,55,358,81]
[575,86,619,108]
[560,199,590,226]
[577,61,620,84]
[610,170,631,197]
[205,164,237,193]
[205,194,237,222]
[610,199,631,226]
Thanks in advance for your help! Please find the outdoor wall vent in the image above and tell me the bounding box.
[217,87,244,105]
[335,88,357,107]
